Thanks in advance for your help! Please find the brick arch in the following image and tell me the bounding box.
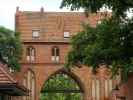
[43,68,85,93]
[36,67,86,100]
[15,65,118,100]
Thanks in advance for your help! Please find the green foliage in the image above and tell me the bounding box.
[0,26,22,71]
[60,0,133,18]
[41,93,82,100]
[40,73,82,100]
[65,18,133,81]
[42,73,80,91]
[60,0,133,82]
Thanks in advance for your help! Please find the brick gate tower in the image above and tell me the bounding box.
[15,8,119,100]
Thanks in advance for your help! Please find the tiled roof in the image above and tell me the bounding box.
[0,63,29,96]
[0,63,16,84]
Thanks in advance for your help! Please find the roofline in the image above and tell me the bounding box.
[16,10,111,15]
[15,6,111,14]
[0,64,16,83]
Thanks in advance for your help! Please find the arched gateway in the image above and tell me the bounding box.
[15,8,119,100]
[40,69,84,100]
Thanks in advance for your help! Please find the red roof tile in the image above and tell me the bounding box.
[0,63,16,84]
[0,63,29,96]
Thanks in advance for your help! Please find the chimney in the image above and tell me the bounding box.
[40,7,44,13]
[16,6,19,12]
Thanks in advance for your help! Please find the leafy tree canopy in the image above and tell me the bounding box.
[61,0,133,18]
[60,0,133,81]
[65,18,133,81]
[0,26,22,71]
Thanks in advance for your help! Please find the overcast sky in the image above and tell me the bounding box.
[0,0,74,30]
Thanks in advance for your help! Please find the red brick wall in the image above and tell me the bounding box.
[21,43,70,64]
[15,9,115,100]
[111,73,133,100]
[16,10,107,41]
[16,64,119,100]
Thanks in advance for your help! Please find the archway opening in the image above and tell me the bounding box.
[40,71,84,100]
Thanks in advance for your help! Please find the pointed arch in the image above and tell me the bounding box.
[23,69,36,100]
[40,68,85,100]
[52,68,85,93]
[26,46,36,62]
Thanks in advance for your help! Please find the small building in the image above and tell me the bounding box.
[0,63,28,100]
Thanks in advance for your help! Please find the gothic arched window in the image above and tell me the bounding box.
[23,70,36,100]
[26,46,36,62]
[51,47,60,62]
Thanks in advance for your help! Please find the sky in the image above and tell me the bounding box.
[0,0,74,30]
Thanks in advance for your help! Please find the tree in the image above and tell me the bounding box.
[60,0,133,81]
[0,26,22,71]
[65,18,133,81]
[60,0,133,18]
